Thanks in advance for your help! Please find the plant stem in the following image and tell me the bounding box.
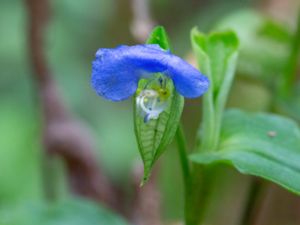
[280,10,300,97]
[185,165,216,225]
[176,124,190,190]
[176,125,208,225]
[239,179,265,225]
[200,89,216,152]
[175,124,191,224]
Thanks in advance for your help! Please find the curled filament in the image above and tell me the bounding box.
[136,89,168,123]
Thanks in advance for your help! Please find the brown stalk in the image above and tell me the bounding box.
[130,164,162,225]
[24,0,116,209]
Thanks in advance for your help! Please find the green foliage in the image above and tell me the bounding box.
[191,28,239,151]
[278,12,300,98]
[0,198,128,225]
[1,0,299,222]
[277,83,300,122]
[134,26,184,183]
[146,26,170,50]
[191,109,300,194]
[215,9,292,80]
[0,102,43,204]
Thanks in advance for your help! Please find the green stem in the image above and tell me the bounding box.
[176,124,211,225]
[176,124,190,190]
[200,88,216,152]
[185,165,215,225]
[176,124,202,225]
[175,125,214,225]
[279,10,300,97]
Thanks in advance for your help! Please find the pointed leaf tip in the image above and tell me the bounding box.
[146,26,170,50]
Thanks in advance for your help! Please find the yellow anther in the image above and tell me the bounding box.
[158,88,170,100]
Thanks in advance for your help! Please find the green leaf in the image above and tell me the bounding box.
[0,102,43,203]
[146,26,170,50]
[190,109,300,194]
[191,28,239,151]
[191,28,239,94]
[134,26,184,184]
[215,9,292,80]
[0,198,129,225]
[276,83,300,122]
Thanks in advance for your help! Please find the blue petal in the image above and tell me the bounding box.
[166,56,210,98]
[91,44,209,101]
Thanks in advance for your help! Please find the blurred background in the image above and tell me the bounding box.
[0,0,299,224]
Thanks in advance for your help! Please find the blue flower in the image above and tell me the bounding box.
[91,44,209,102]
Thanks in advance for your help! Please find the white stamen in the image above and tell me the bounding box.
[136,89,167,122]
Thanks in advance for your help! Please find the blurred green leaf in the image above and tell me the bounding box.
[258,20,291,42]
[191,28,239,151]
[190,109,300,194]
[0,102,42,204]
[227,78,272,112]
[0,198,128,225]
[216,9,292,80]
[134,26,184,183]
[276,82,300,122]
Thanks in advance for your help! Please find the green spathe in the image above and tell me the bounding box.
[134,26,184,184]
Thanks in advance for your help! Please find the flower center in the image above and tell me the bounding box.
[136,75,171,123]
